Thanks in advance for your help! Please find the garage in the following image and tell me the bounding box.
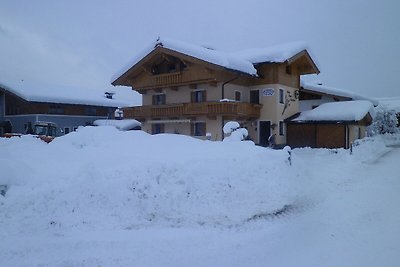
[286,101,373,149]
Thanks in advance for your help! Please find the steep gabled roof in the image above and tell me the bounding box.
[112,38,319,86]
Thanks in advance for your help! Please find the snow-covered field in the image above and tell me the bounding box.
[1,127,399,267]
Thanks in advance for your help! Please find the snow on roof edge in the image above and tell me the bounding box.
[301,80,378,105]
[111,38,321,85]
[293,100,374,122]
[0,81,135,108]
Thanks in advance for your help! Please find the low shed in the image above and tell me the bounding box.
[286,100,373,149]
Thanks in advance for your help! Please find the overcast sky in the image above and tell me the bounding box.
[0,0,399,100]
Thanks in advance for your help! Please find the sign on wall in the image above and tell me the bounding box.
[262,88,275,97]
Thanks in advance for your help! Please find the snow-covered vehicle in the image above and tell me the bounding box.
[2,121,60,143]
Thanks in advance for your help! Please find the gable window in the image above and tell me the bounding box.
[191,122,206,136]
[279,121,285,136]
[279,89,285,104]
[191,90,206,103]
[235,91,241,101]
[151,123,165,134]
[250,90,259,104]
[152,94,166,105]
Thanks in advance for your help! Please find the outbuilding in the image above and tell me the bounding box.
[286,100,374,149]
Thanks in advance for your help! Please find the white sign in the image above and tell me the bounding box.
[262,88,275,97]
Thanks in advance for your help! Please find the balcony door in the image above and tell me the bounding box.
[250,90,260,104]
[191,90,206,103]
[259,121,271,147]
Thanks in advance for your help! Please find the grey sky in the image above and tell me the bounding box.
[0,0,399,99]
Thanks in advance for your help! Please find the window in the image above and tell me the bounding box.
[64,127,70,134]
[250,90,259,104]
[279,89,284,104]
[152,94,166,105]
[235,91,241,101]
[49,105,64,114]
[279,121,285,136]
[191,122,206,136]
[85,107,97,116]
[191,90,206,103]
[151,123,164,134]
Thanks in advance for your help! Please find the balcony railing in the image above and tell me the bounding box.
[154,72,182,86]
[123,102,261,119]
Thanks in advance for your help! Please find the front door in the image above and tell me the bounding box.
[259,121,271,147]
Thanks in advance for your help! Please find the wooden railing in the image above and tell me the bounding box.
[123,102,261,119]
[154,72,182,86]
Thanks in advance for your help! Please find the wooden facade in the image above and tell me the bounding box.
[286,114,373,149]
[112,41,320,144]
[4,93,111,117]
[124,102,261,120]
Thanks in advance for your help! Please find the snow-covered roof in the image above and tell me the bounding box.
[235,42,311,64]
[377,97,400,112]
[301,81,378,105]
[112,38,316,83]
[294,100,374,122]
[93,119,141,130]
[0,80,140,108]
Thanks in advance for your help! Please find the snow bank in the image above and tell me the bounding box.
[0,127,297,233]
[1,128,399,266]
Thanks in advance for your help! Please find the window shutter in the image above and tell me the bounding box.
[202,90,207,102]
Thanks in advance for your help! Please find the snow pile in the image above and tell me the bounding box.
[0,127,296,233]
[223,121,240,134]
[1,127,399,266]
[223,121,249,142]
[295,100,374,122]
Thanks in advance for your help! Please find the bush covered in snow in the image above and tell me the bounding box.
[223,121,249,142]
[368,105,399,135]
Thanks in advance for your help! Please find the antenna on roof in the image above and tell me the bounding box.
[155,36,163,48]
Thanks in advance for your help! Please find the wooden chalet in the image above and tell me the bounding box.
[112,38,319,146]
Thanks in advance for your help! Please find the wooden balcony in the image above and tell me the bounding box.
[154,72,182,86]
[124,102,261,120]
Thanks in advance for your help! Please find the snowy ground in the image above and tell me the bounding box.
[1,127,399,267]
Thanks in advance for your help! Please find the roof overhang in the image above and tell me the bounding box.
[111,46,256,87]
[286,50,320,75]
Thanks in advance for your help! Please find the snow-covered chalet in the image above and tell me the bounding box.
[112,38,319,147]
